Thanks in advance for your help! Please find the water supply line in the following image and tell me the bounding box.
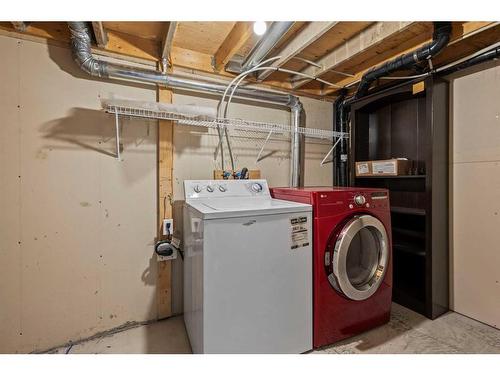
[67,21,305,187]
[355,22,452,99]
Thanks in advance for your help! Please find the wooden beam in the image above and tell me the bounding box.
[156,83,174,320]
[171,46,220,74]
[92,22,108,48]
[161,21,178,67]
[291,22,415,90]
[257,22,338,81]
[213,22,254,71]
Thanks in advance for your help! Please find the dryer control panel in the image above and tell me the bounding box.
[184,179,270,199]
[346,191,389,210]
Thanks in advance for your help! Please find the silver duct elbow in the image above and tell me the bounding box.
[68,21,168,85]
[68,21,109,78]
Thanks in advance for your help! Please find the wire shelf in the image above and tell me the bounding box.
[104,104,349,142]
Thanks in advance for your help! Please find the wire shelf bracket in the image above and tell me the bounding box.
[104,102,349,161]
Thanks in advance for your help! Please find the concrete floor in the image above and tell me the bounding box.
[51,303,500,354]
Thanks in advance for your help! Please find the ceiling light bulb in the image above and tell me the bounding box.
[253,21,267,36]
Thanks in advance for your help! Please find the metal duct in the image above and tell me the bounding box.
[240,22,294,71]
[11,22,30,32]
[289,99,303,188]
[355,22,452,98]
[68,22,297,106]
[67,22,304,187]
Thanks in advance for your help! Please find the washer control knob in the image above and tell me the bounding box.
[354,194,366,206]
[206,185,214,193]
[193,185,202,193]
[218,185,227,192]
[251,182,263,193]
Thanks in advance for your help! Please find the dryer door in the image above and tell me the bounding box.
[326,214,389,301]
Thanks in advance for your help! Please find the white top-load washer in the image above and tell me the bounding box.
[183,179,313,353]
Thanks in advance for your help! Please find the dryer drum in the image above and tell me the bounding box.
[329,215,389,301]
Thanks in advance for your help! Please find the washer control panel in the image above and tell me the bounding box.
[184,179,270,199]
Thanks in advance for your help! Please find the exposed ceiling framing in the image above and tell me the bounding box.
[0,21,498,101]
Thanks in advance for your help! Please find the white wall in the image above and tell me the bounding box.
[0,35,334,351]
[450,62,500,328]
[0,36,159,353]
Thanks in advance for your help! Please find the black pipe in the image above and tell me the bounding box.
[356,22,452,98]
[333,89,348,186]
[439,46,500,76]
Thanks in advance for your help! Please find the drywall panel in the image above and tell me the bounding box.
[0,36,158,353]
[451,63,500,329]
[452,66,500,163]
[0,36,23,353]
[452,162,500,328]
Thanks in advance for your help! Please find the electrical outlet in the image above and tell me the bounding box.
[163,219,173,236]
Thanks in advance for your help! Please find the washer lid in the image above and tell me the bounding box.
[186,197,311,219]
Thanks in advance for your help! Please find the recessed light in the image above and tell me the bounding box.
[253,21,267,36]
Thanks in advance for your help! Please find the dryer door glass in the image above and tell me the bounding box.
[327,215,389,301]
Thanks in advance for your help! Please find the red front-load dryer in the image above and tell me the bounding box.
[270,187,392,348]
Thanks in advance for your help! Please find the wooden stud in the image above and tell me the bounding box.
[156,82,174,320]
[213,22,254,71]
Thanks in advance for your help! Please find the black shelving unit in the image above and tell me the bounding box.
[349,77,449,319]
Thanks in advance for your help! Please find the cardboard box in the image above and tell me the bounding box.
[355,161,372,176]
[355,159,411,176]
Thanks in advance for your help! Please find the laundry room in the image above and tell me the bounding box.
[1,1,499,374]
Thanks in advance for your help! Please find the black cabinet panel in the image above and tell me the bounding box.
[349,77,449,319]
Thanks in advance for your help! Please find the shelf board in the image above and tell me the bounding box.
[356,175,426,179]
[393,242,426,257]
[393,227,426,239]
[391,206,426,216]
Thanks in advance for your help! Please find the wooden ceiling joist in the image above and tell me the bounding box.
[213,22,254,71]
[319,21,500,97]
[161,21,178,67]
[1,21,499,102]
[291,21,415,90]
[257,21,339,81]
[92,22,108,48]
